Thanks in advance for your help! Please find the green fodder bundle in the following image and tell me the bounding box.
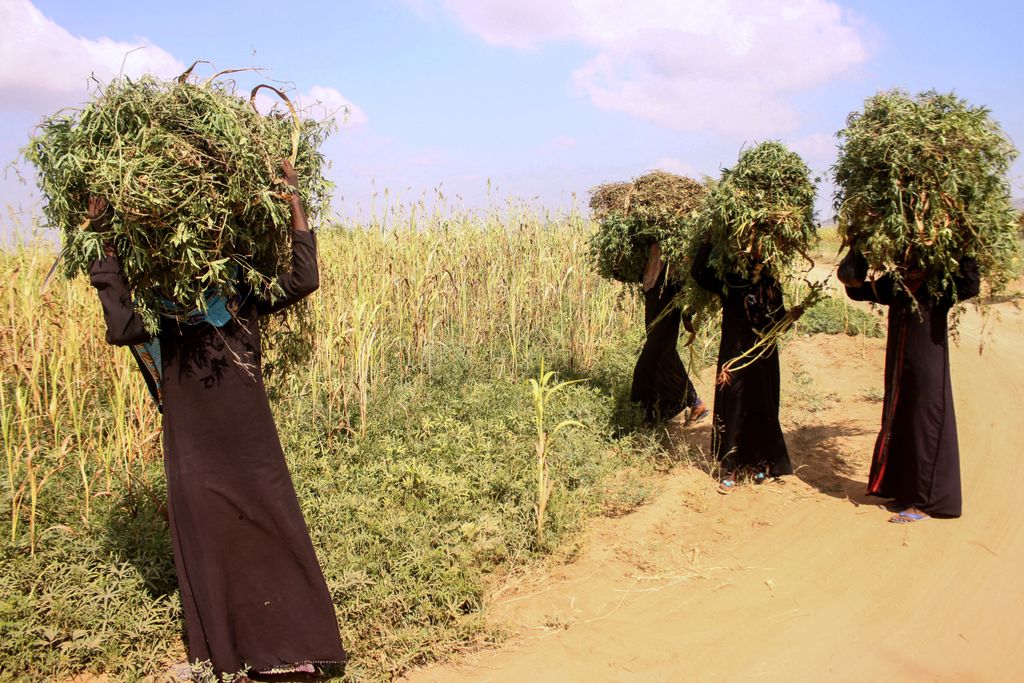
[23,73,334,334]
[588,171,706,283]
[682,141,823,382]
[696,141,818,283]
[833,89,1019,299]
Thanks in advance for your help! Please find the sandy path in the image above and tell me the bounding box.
[405,296,1024,682]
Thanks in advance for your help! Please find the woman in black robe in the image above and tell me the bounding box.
[691,239,792,490]
[631,243,708,423]
[87,161,345,679]
[839,250,980,522]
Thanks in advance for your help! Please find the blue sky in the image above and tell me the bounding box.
[1,0,1022,226]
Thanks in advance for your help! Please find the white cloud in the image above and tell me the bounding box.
[0,2,368,128]
[786,131,837,167]
[441,0,580,49]
[651,156,703,179]
[439,0,869,135]
[551,135,577,150]
[253,85,368,129]
[0,0,183,113]
[299,86,368,127]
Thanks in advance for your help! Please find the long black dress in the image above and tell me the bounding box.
[691,242,792,477]
[844,261,979,517]
[89,230,346,677]
[630,270,699,421]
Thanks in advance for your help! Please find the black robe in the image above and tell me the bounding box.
[630,270,699,421]
[89,230,345,677]
[691,243,792,477]
[844,262,979,517]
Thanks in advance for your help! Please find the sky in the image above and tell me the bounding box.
[1,0,1022,226]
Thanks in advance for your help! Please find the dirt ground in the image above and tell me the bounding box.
[404,291,1024,682]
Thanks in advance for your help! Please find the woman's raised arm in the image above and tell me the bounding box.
[257,160,320,315]
[86,197,151,346]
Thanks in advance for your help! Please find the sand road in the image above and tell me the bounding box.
[405,296,1024,682]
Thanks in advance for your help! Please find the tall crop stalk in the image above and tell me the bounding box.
[1,371,24,543]
[528,360,584,546]
[26,437,69,555]
[348,302,383,441]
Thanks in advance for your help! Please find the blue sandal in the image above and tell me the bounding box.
[889,510,928,524]
[718,478,736,494]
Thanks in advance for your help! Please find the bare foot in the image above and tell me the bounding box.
[687,401,709,426]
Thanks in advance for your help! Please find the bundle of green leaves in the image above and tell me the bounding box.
[663,142,821,361]
[24,74,334,333]
[693,141,818,285]
[588,171,706,284]
[833,89,1019,299]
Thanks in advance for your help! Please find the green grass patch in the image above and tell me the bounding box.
[794,293,884,337]
[0,215,676,682]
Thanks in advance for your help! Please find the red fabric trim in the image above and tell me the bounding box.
[869,310,909,494]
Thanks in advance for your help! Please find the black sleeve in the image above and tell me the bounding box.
[257,230,320,316]
[844,273,895,305]
[89,257,152,346]
[953,257,981,301]
[837,249,868,286]
[690,241,722,294]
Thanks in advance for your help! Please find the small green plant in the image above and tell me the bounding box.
[861,386,885,403]
[528,360,584,546]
